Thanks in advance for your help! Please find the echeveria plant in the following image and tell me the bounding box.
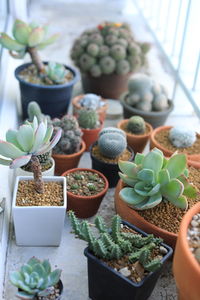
[119,148,197,210]
[9,257,61,300]
[0,117,61,193]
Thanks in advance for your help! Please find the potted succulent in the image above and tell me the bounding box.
[0,19,79,119]
[150,125,200,165]
[52,115,86,175]
[77,108,103,151]
[61,168,109,218]
[114,148,198,248]
[9,256,63,299]
[173,202,200,300]
[0,117,67,246]
[90,127,134,187]
[70,21,150,99]
[69,211,173,300]
[72,93,108,121]
[120,74,174,128]
[117,115,153,153]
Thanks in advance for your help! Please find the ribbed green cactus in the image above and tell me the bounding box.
[127,116,146,134]
[169,127,196,148]
[71,22,150,77]
[9,257,61,299]
[125,74,169,112]
[78,109,99,129]
[52,115,82,155]
[69,211,164,272]
[98,127,127,159]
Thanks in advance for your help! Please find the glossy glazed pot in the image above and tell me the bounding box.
[52,140,86,175]
[15,62,79,119]
[173,202,200,300]
[72,94,108,122]
[117,119,153,154]
[62,168,109,218]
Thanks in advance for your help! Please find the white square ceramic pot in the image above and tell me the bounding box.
[12,176,67,246]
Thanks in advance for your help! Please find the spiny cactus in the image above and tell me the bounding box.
[98,127,127,159]
[79,93,105,110]
[169,127,196,148]
[127,116,146,134]
[71,22,150,77]
[0,19,67,85]
[125,74,169,112]
[9,257,61,300]
[69,211,164,273]
[52,115,82,155]
[78,109,100,129]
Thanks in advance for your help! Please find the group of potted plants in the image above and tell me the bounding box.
[0,18,199,300]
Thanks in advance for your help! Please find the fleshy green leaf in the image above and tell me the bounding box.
[43,126,53,144]
[17,125,34,152]
[118,172,137,187]
[32,264,46,278]
[42,259,51,274]
[142,150,163,174]
[47,269,61,286]
[13,19,31,44]
[118,160,137,178]
[169,195,188,210]
[0,33,25,51]
[158,169,170,186]
[137,169,154,183]
[34,128,62,155]
[165,153,187,179]
[9,271,24,286]
[36,33,59,50]
[15,291,34,299]
[27,257,41,267]
[0,157,12,166]
[29,272,39,289]
[134,193,162,210]
[119,187,146,205]
[0,140,26,159]
[21,264,32,275]
[134,181,152,196]
[28,27,45,47]
[161,179,184,201]
[30,122,46,153]
[10,155,32,169]
[148,183,161,196]
[134,153,144,165]
[6,129,24,150]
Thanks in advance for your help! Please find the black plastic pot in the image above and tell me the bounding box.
[84,221,173,300]
[15,62,79,119]
[90,142,134,188]
[120,96,174,128]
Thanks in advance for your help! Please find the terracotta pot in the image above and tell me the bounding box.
[120,96,174,128]
[117,119,153,154]
[62,168,109,218]
[150,125,200,164]
[81,72,131,99]
[52,140,86,175]
[114,179,177,249]
[72,94,108,122]
[173,202,200,300]
[81,123,103,152]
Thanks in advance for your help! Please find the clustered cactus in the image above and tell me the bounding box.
[69,211,164,272]
[52,115,82,155]
[0,19,67,84]
[125,74,169,112]
[127,116,146,134]
[78,108,100,129]
[9,257,61,300]
[71,22,150,77]
[119,148,197,210]
[169,127,196,148]
[79,93,105,110]
[98,127,127,158]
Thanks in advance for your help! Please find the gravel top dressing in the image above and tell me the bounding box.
[187,213,200,264]
[92,145,132,164]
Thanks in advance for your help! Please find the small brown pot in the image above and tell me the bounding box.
[72,94,108,122]
[150,125,200,164]
[117,119,153,154]
[81,72,131,99]
[81,123,103,152]
[52,140,86,175]
[173,202,200,300]
[62,168,109,218]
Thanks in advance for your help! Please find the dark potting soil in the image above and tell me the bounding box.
[92,145,132,164]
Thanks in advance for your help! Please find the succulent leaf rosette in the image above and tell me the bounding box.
[9,257,61,300]
[118,148,197,210]
[71,21,150,77]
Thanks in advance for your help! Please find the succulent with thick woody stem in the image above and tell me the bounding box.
[0,19,67,84]
[78,108,99,129]
[127,116,146,134]
[69,211,164,272]
[118,148,197,210]
[71,22,150,77]
[0,117,61,193]
[9,256,61,300]
[169,127,196,148]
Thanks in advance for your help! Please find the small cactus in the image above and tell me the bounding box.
[169,127,196,148]
[79,93,104,110]
[98,127,127,159]
[78,109,99,129]
[127,116,146,134]
[27,101,50,123]
[99,56,116,75]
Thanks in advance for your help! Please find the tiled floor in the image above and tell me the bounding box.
[3,0,200,299]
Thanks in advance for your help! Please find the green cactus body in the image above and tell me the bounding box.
[78,109,99,129]
[99,56,116,75]
[110,44,126,61]
[116,59,130,75]
[127,116,146,134]
[79,53,95,72]
[90,64,102,77]
[87,43,99,57]
[99,45,110,57]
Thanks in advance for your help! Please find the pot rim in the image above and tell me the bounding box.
[15,61,80,89]
[61,167,109,200]
[117,119,153,138]
[81,71,133,80]
[72,94,108,110]
[52,140,86,159]
[90,141,134,167]
[120,95,174,117]
[80,121,103,132]
[19,157,55,174]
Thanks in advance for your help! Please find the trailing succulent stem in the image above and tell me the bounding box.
[69,211,164,272]
[31,156,44,193]
[28,46,45,73]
